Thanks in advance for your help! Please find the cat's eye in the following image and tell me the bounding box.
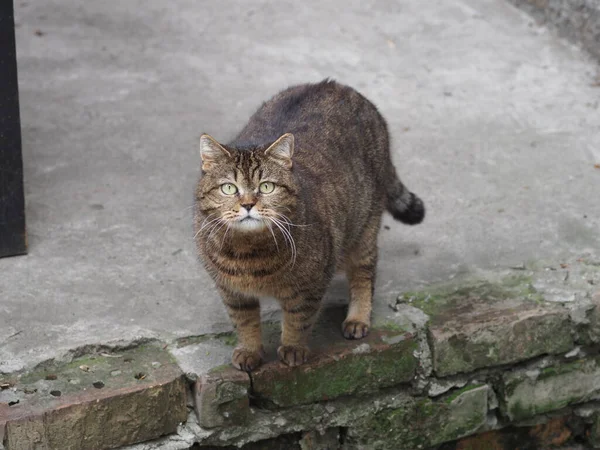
[259,182,275,194]
[220,183,238,195]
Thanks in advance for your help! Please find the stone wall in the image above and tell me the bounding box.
[2,257,600,449]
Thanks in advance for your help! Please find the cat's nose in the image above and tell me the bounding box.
[241,203,255,212]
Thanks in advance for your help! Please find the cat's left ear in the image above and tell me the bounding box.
[200,134,231,171]
[265,133,294,169]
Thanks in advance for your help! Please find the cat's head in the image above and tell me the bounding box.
[196,133,298,233]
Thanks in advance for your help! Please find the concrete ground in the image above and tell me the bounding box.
[1,0,599,374]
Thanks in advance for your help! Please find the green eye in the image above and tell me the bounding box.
[220,183,238,195]
[259,182,275,194]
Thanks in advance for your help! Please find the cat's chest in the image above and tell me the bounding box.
[203,244,290,293]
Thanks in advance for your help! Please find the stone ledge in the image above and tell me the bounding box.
[0,344,187,450]
[390,259,600,377]
[2,258,599,450]
[249,327,418,408]
[155,258,599,449]
[190,383,491,449]
[346,384,489,449]
[502,357,600,421]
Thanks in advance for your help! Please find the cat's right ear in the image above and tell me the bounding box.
[200,134,231,171]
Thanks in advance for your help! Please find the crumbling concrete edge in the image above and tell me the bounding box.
[507,0,600,62]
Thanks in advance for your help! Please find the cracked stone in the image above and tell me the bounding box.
[0,344,187,450]
[502,357,600,421]
[399,274,575,376]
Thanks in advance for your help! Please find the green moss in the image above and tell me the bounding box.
[509,396,571,421]
[538,360,584,381]
[362,403,429,449]
[208,364,232,374]
[399,274,545,319]
[590,414,600,446]
[20,354,109,385]
[17,344,176,397]
[176,331,238,348]
[376,321,410,334]
[506,358,600,420]
[215,379,248,403]
[407,272,573,376]
[252,339,418,407]
[444,384,485,404]
[354,387,487,449]
[435,337,502,376]
[217,333,238,347]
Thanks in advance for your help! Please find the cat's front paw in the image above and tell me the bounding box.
[277,345,309,367]
[342,320,370,339]
[232,347,263,372]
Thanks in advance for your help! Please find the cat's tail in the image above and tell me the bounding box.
[385,169,425,225]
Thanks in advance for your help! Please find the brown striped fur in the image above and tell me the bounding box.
[194,80,424,371]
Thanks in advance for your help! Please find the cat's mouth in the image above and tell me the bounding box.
[233,216,266,231]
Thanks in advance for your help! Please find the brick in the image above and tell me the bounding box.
[443,416,572,450]
[194,366,250,428]
[400,276,574,376]
[348,385,489,450]
[588,291,600,344]
[169,337,234,380]
[299,428,340,450]
[503,358,600,421]
[590,412,600,449]
[0,345,187,450]
[250,327,418,408]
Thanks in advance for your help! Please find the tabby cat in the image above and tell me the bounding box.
[194,80,424,371]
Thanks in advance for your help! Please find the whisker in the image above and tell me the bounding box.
[270,217,297,266]
[207,219,227,241]
[268,211,312,228]
[198,213,219,231]
[194,216,222,240]
[269,218,289,252]
[219,222,232,252]
[266,221,279,251]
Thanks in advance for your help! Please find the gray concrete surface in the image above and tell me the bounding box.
[509,0,600,62]
[1,0,599,374]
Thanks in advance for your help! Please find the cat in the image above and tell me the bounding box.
[194,80,424,371]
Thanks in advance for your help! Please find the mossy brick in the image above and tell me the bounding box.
[401,276,574,376]
[194,366,250,428]
[0,344,187,450]
[347,384,488,449]
[299,428,341,450]
[590,412,600,449]
[588,291,600,344]
[502,358,600,421]
[250,328,418,408]
[447,416,572,450]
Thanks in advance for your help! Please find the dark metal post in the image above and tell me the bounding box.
[0,0,27,257]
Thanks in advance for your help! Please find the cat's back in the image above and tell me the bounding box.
[232,80,388,157]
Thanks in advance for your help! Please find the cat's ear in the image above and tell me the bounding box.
[200,134,231,171]
[265,133,294,169]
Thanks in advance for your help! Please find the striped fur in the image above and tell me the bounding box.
[194,80,425,371]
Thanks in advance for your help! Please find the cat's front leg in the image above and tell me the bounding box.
[219,287,264,371]
[277,289,323,367]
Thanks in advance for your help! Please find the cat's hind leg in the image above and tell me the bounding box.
[343,214,381,339]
